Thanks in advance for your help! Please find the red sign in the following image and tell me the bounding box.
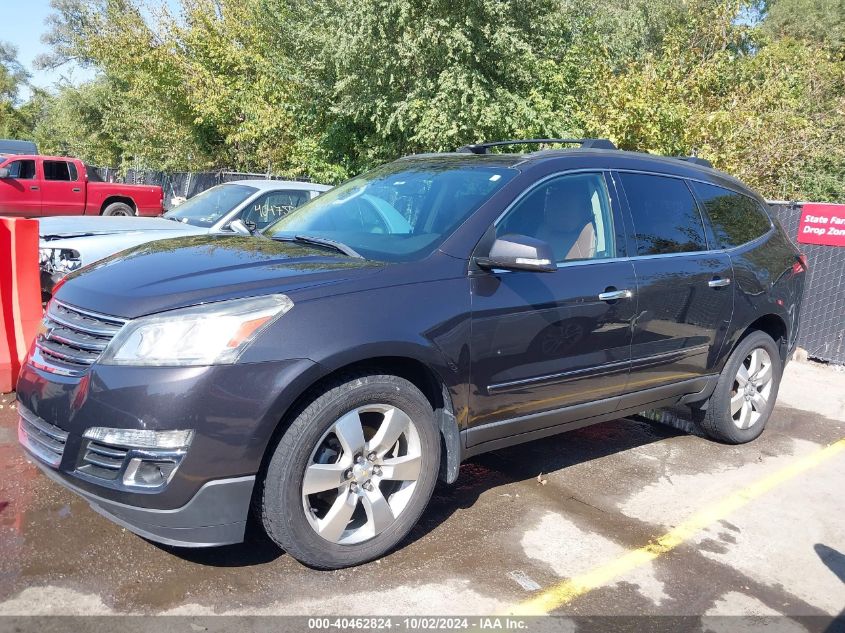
[797,203,845,247]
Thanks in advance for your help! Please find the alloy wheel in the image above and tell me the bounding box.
[301,404,422,544]
[730,347,774,429]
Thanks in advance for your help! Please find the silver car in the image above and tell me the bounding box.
[39,179,331,296]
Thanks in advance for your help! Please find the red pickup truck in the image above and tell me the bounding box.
[0,155,163,217]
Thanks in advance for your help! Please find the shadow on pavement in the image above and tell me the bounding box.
[154,416,683,569]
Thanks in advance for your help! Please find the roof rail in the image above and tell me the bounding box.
[677,156,713,168]
[456,138,616,155]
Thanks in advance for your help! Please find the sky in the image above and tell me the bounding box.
[2,0,96,98]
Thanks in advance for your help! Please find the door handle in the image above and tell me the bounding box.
[708,277,731,288]
[72,187,81,192]
[29,186,39,191]
[598,289,633,301]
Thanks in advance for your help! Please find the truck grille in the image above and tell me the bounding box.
[18,405,69,467]
[35,301,127,375]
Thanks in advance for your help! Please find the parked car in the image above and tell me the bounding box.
[0,155,163,218]
[37,179,332,297]
[16,139,806,569]
[0,139,38,157]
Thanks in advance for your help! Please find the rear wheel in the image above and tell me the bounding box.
[260,372,440,569]
[696,330,782,444]
[102,201,135,216]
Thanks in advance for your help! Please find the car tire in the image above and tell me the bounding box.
[695,330,782,444]
[102,202,135,216]
[260,372,440,569]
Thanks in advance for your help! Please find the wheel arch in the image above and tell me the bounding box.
[727,313,790,367]
[261,355,462,488]
[101,196,137,214]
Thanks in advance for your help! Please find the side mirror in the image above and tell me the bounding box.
[229,219,253,236]
[0,168,9,178]
[476,234,557,273]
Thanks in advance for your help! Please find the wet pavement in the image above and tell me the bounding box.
[0,361,843,619]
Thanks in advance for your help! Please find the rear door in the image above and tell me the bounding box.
[0,158,40,216]
[40,159,85,216]
[615,171,733,397]
[468,171,636,442]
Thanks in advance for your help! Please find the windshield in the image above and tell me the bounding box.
[264,160,517,261]
[164,184,257,228]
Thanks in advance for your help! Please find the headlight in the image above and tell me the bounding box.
[39,248,82,274]
[100,294,294,366]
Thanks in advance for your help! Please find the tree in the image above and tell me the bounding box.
[0,42,32,139]
[761,0,845,55]
[24,0,845,200]
[304,0,614,174]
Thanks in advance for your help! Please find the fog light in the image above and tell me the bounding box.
[83,427,194,449]
[123,458,179,488]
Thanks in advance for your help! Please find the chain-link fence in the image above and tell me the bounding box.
[768,203,845,364]
[88,167,315,210]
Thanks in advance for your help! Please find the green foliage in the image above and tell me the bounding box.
[314,0,590,171]
[761,0,845,54]
[14,0,845,202]
[0,42,33,139]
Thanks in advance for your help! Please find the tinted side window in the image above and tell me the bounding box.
[691,182,771,249]
[68,162,78,181]
[4,159,36,179]
[497,172,617,263]
[44,160,72,181]
[620,173,707,256]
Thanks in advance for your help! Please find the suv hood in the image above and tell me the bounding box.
[56,234,383,318]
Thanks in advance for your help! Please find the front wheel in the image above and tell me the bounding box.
[695,330,782,444]
[260,372,440,569]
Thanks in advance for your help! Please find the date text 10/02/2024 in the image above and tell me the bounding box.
[307,617,528,630]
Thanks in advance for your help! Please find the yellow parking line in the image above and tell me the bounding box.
[507,438,845,616]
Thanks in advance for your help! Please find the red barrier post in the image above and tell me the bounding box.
[0,283,11,391]
[0,218,41,392]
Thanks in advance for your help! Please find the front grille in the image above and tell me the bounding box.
[18,406,69,467]
[35,301,127,375]
[77,441,129,481]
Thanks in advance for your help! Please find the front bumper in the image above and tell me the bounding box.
[15,356,322,546]
[31,457,255,547]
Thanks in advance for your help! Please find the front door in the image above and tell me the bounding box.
[615,171,734,395]
[468,171,635,445]
[0,158,40,216]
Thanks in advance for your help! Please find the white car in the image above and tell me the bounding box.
[39,179,331,296]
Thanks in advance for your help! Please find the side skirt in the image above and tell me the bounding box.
[461,374,718,459]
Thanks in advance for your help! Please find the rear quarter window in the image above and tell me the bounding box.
[691,182,772,249]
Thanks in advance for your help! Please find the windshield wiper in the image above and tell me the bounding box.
[273,235,363,258]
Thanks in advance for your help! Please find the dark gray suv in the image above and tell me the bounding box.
[16,139,806,569]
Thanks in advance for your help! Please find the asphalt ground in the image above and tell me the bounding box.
[0,360,843,630]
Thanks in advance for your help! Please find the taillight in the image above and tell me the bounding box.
[793,253,808,274]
